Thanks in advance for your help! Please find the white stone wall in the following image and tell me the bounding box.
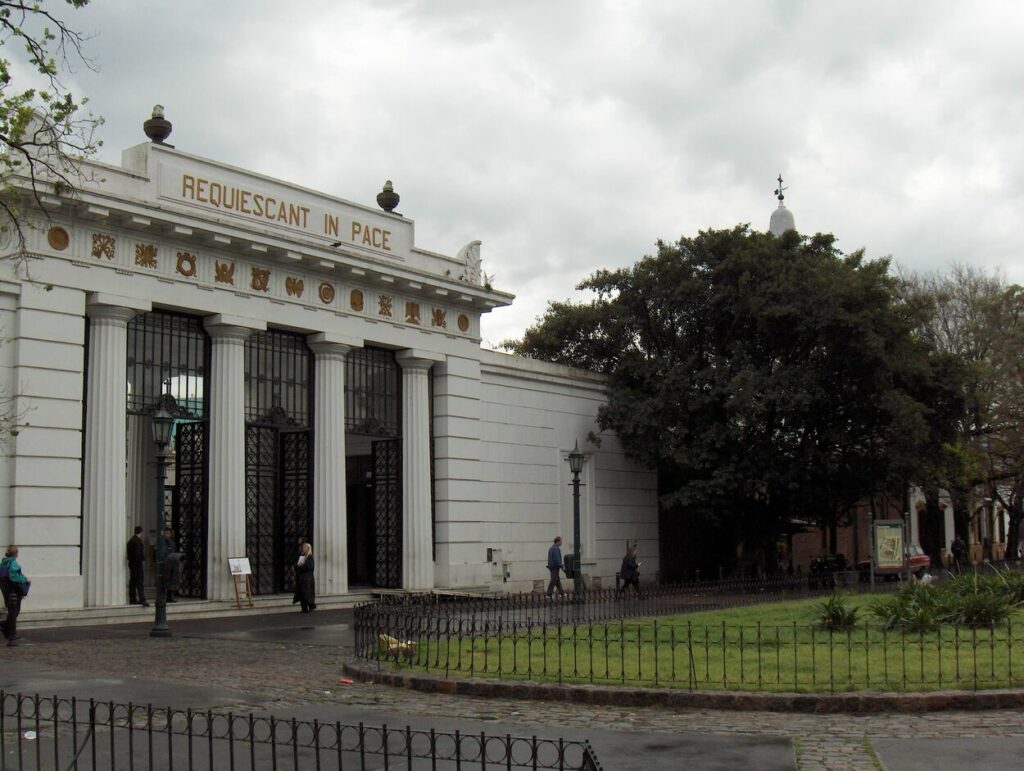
[432,350,658,592]
[0,273,86,609]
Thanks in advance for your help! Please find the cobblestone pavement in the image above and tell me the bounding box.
[6,612,1024,770]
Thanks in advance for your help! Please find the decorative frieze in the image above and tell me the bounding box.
[285,276,304,298]
[176,251,197,277]
[134,243,158,268]
[215,260,235,285]
[74,228,476,336]
[91,233,115,259]
[250,266,270,292]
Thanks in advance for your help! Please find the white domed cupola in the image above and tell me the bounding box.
[769,174,796,236]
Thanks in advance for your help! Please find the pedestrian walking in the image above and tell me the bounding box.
[617,545,641,596]
[0,545,31,646]
[163,526,181,603]
[293,543,316,613]
[951,535,968,571]
[127,526,149,607]
[546,536,565,597]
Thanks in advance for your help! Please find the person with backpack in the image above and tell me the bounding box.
[0,545,30,646]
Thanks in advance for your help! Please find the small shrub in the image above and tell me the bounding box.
[942,570,1020,627]
[869,581,943,632]
[814,593,860,632]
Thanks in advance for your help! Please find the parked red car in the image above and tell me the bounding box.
[857,544,931,580]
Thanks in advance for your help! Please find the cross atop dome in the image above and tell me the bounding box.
[769,173,796,236]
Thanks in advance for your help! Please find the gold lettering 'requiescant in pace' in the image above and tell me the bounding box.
[180,174,392,252]
[182,174,310,229]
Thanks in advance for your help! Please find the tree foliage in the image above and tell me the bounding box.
[1,0,101,243]
[506,226,961,556]
[905,265,1024,555]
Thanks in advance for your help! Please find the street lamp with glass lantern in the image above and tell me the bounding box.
[567,441,585,603]
[149,394,176,638]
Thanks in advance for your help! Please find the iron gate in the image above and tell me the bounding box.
[173,421,207,598]
[373,439,402,588]
[245,425,312,595]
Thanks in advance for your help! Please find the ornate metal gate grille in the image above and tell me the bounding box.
[174,421,207,598]
[125,310,209,598]
[244,330,313,595]
[373,439,402,588]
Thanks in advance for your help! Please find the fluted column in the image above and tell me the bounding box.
[308,332,360,596]
[397,350,442,590]
[204,315,264,600]
[82,295,150,606]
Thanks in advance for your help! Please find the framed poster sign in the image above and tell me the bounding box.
[228,557,252,576]
[872,520,906,571]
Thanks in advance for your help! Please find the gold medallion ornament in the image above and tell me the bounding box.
[431,308,446,328]
[378,295,393,317]
[214,260,235,285]
[176,251,197,277]
[457,314,470,332]
[135,243,158,269]
[47,227,70,251]
[405,301,421,325]
[285,276,304,298]
[350,289,364,311]
[91,233,115,260]
[250,267,270,292]
[319,282,336,304]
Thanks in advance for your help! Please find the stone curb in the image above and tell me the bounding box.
[342,662,1024,714]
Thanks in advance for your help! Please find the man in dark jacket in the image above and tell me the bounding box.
[546,536,565,598]
[127,526,149,606]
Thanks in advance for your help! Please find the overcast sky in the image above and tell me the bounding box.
[37,1,1024,347]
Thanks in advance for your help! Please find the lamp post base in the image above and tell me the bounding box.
[149,626,172,638]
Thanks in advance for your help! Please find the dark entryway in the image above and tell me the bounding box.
[345,348,402,589]
[345,440,402,588]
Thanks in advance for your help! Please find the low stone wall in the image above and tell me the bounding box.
[343,662,1024,714]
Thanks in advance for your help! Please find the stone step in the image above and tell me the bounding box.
[16,591,377,629]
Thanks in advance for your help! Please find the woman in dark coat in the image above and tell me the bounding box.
[294,543,316,613]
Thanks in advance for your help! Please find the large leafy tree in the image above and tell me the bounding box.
[1,0,101,243]
[907,266,1024,558]
[506,226,960,572]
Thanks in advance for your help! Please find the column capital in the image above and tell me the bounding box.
[396,349,446,371]
[86,293,151,323]
[204,314,265,342]
[308,331,362,358]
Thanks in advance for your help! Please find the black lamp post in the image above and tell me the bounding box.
[150,395,176,638]
[568,441,585,603]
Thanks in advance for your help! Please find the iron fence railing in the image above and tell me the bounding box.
[0,692,603,771]
[353,569,1024,693]
[359,572,891,639]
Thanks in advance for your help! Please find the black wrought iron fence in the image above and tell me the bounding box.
[354,585,1024,688]
[0,692,603,771]
[358,573,891,642]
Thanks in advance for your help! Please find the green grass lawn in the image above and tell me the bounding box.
[385,597,1024,693]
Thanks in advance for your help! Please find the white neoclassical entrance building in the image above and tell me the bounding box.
[0,114,658,610]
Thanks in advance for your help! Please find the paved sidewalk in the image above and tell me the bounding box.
[3,608,1024,769]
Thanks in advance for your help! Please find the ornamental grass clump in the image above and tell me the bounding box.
[870,581,944,632]
[943,571,1021,627]
[813,592,860,632]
